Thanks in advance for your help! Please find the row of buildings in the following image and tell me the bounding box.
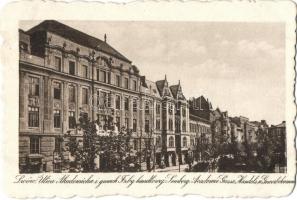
[19,20,286,173]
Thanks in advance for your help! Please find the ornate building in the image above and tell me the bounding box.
[19,20,191,172]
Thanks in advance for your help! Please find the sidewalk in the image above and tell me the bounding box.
[154,164,189,172]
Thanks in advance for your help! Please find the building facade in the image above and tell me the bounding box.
[269,121,287,172]
[19,20,192,173]
[188,96,212,161]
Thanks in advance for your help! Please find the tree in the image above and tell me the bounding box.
[63,113,136,172]
[255,127,274,172]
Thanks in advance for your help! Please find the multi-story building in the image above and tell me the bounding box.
[155,77,190,167]
[269,121,286,172]
[188,96,212,161]
[19,20,191,173]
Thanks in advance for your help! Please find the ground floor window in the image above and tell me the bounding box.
[53,163,62,173]
[30,137,40,154]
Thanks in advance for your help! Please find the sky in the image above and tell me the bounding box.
[20,21,285,125]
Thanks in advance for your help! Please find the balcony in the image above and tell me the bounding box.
[20,51,44,66]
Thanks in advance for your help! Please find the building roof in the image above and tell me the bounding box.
[170,83,186,100]
[189,114,210,124]
[156,80,166,95]
[169,85,179,98]
[144,79,161,98]
[27,20,131,63]
[274,121,286,128]
[155,76,173,98]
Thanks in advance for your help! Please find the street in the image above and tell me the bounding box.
[154,164,189,172]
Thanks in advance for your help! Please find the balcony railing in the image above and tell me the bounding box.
[20,51,44,66]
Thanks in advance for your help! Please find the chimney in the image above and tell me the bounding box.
[104,34,107,43]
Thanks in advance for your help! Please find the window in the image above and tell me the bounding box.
[182,120,186,132]
[100,92,111,108]
[156,136,161,147]
[124,77,129,89]
[99,70,106,83]
[55,137,62,152]
[54,110,61,128]
[168,104,173,115]
[190,138,195,146]
[132,80,137,91]
[156,119,160,130]
[125,118,129,129]
[182,107,186,117]
[115,75,120,87]
[53,82,61,100]
[124,97,129,111]
[156,104,161,115]
[107,93,111,108]
[69,85,75,103]
[96,68,100,81]
[30,137,40,154]
[183,137,187,147]
[175,120,180,132]
[115,95,121,110]
[82,88,88,104]
[116,117,120,130]
[100,92,107,108]
[96,91,100,106]
[82,65,88,78]
[169,119,173,131]
[133,99,137,112]
[28,106,39,127]
[53,163,61,173]
[145,102,150,114]
[133,140,138,150]
[133,119,137,132]
[145,120,150,133]
[168,136,174,148]
[69,61,75,75]
[29,77,39,96]
[107,72,111,84]
[68,111,76,129]
[54,56,62,71]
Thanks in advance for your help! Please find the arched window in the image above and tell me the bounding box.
[168,136,174,148]
[183,137,187,147]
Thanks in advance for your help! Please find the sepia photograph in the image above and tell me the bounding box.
[18,20,287,174]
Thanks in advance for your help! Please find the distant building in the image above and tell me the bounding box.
[269,121,286,172]
[189,96,212,161]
